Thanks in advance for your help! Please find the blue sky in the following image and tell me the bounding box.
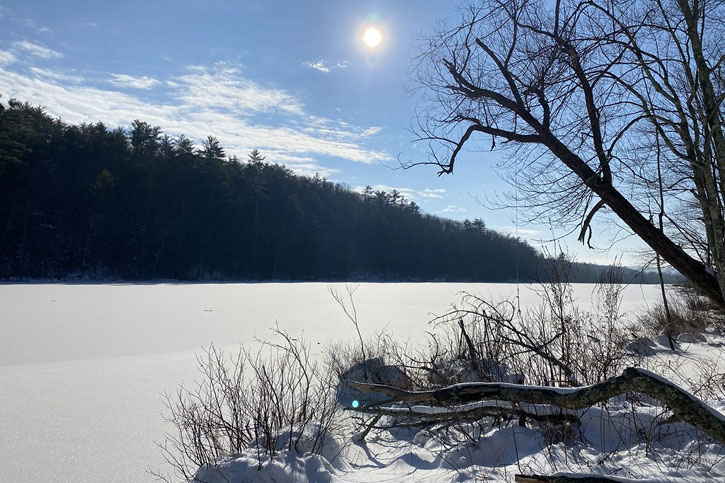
[0,0,649,265]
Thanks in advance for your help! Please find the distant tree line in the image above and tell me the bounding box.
[0,99,665,283]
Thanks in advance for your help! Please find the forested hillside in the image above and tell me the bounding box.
[0,99,661,282]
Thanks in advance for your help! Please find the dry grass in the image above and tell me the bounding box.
[638,285,724,339]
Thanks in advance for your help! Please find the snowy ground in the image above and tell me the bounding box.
[0,283,721,482]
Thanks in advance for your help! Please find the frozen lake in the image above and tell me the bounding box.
[0,282,662,482]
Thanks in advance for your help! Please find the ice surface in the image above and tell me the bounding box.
[0,282,662,366]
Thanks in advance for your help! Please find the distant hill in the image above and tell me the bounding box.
[0,99,669,284]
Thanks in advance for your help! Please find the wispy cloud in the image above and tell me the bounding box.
[175,63,304,116]
[109,73,159,90]
[501,226,540,238]
[304,60,330,73]
[300,121,384,146]
[303,59,348,73]
[13,40,62,59]
[0,58,391,175]
[420,188,446,199]
[0,49,16,66]
[360,126,381,136]
[30,67,83,83]
[266,151,338,178]
[440,205,466,213]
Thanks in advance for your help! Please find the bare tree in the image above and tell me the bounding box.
[412,0,725,307]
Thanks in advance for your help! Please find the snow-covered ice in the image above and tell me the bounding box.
[1,282,722,482]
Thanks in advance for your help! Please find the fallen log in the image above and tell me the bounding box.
[347,401,579,426]
[349,367,725,445]
[514,474,627,482]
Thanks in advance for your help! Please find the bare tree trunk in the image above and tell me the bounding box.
[542,133,725,309]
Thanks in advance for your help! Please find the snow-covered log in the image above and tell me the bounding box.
[348,401,579,426]
[349,367,725,445]
[514,474,629,482]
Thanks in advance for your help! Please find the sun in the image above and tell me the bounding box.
[363,27,382,48]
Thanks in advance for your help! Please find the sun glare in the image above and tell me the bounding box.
[363,27,382,48]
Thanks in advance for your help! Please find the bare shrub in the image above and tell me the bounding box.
[328,285,368,378]
[151,329,338,482]
[425,262,630,390]
[326,331,410,383]
[344,261,725,477]
[342,261,636,468]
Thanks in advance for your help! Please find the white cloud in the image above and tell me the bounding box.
[501,226,540,237]
[13,40,62,59]
[109,73,159,90]
[0,61,391,169]
[175,63,304,116]
[360,126,381,136]
[420,188,446,199]
[30,67,83,83]
[304,60,329,73]
[0,50,16,66]
[303,59,349,73]
[440,205,467,213]
[299,122,384,146]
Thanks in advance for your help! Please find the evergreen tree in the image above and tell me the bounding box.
[248,148,265,164]
[200,136,225,161]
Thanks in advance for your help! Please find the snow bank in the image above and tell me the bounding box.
[194,453,336,483]
[193,422,344,483]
